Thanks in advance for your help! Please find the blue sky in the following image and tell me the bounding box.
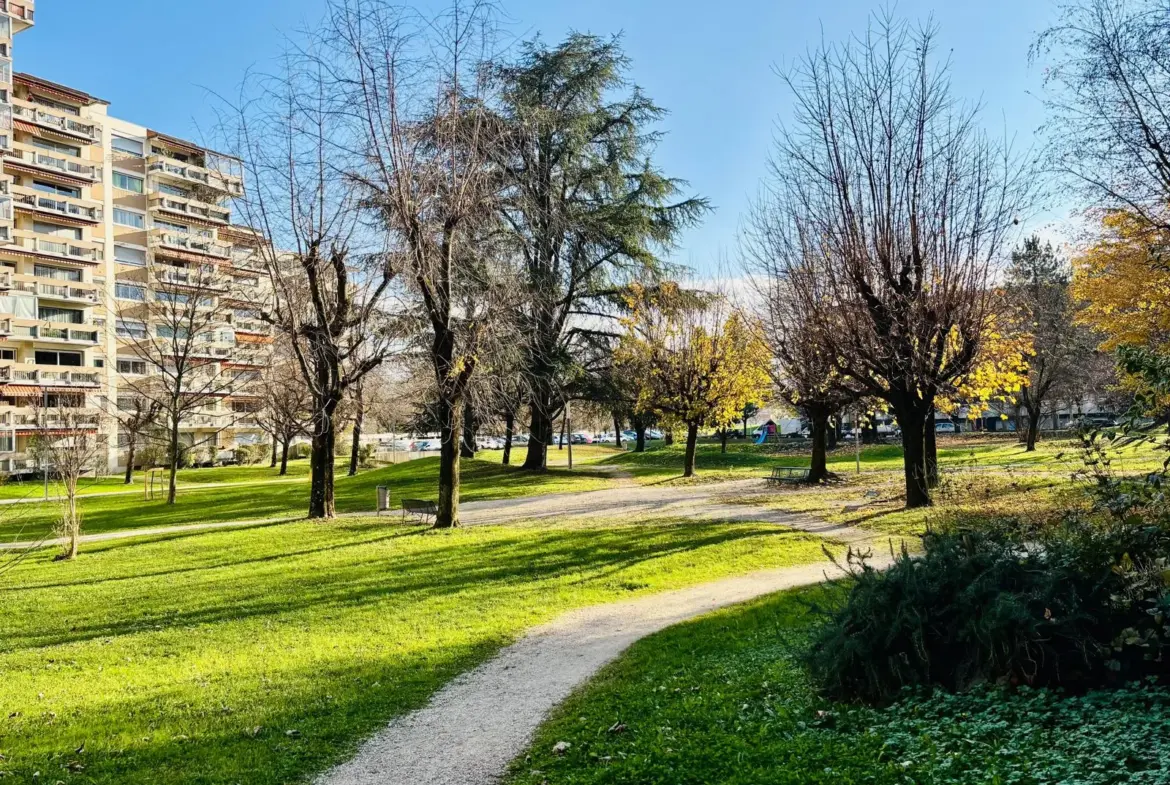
[20,1,1059,271]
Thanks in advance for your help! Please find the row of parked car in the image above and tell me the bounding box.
[378,429,666,453]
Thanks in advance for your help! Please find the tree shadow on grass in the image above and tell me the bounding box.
[2,523,802,653]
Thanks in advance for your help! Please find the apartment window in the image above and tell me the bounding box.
[155,219,194,234]
[31,138,81,157]
[115,283,145,301]
[113,208,145,229]
[31,180,80,198]
[0,349,14,361]
[112,171,144,193]
[34,350,82,367]
[114,244,147,266]
[0,433,13,453]
[115,319,147,339]
[33,221,82,241]
[39,306,83,324]
[111,136,144,157]
[156,182,189,198]
[93,358,104,368]
[34,264,81,282]
[156,291,190,304]
[117,359,147,375]
[30,94,80,116]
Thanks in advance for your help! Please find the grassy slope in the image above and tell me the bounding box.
[0,458,613,542]
[507,585,1170,785]
[0,517,832,784]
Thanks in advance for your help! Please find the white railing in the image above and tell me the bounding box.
[153,231,231,259]
[2,368,99,386]
[12,235,103,262]
[12,102,99,141]
[153,194,230,223]
[14,191,100,221]
[8,147,99,180]
[147,154,243,197]
[38,325,98,344]
[37,283,98,303]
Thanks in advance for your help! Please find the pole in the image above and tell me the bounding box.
[42,388,48,500]
[854,408,861,475]
[566,400,573,470]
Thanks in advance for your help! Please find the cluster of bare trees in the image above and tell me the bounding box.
[218,0,699,526]
[746,16,1038,507]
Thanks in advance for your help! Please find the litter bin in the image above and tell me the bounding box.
[376,485,390,514]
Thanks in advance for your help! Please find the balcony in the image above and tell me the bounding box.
[9,411,100,429]
[6,145,99,182]
[0,1,34,31]
[12,100,100,143]
[0,269,10,290]
[37,324,99,345]
[32,281,98,304]
[150,229,231,260]
[9,232,103,264]
[147,154,243,198]
[0,366,99,386]
[149,192,231,224]
[0,456,38,473]
[13,188,101,222]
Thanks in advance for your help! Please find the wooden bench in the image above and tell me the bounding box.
[401,498,438,525]
[766,466,810,485]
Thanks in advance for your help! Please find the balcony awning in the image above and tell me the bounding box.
[11,200,96,228]
[0,242,100,266]
[234,332,272,344]
[15,427,98,436]
[2,158,93,189]
[12,119,95,146]
[15,73,110,106]
[0,385,96,397]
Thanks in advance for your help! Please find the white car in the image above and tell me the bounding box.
[934,422,957,434]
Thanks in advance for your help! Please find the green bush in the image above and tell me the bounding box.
[807,517,1170,703]
[234,443,264,465]
[293,442,311,459]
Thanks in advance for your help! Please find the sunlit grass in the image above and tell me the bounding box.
[0,516,833,784]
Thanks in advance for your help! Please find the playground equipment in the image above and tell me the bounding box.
[754,429,768,445]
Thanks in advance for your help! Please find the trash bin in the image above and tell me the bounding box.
[376,485,390,514]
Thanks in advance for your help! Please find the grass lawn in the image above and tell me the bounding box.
[0,516,834,784]
[0,457,613,543]
[507,585,1170,785]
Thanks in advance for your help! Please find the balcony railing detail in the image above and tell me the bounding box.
[14,191,100,221]
[12,102,100,142]
[152,193,230,224]
[11,235,103,262]
[0,366,99,385]
[152,231,231,259]
[7,147,99,181]
[147,155,243,197]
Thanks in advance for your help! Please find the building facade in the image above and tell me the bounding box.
[0,3,271,475]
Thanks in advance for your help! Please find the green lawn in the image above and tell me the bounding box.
[507,585,1170,785]
[0,459,316,502]
[0,516,833,784]
[0,458,613,542]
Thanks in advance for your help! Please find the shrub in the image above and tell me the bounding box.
[234,443,264,465]
[293,442,311,460]
[807,516,1170,703]
[359,443,377,468]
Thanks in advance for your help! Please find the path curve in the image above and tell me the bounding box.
[316,555,891,785]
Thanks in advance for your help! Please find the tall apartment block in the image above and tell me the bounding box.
[0,2,271,475]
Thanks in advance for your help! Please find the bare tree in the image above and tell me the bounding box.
[329,0,516,527]
[108,395,162,485]
[224,42,399,519]
[258,358,312,475]
[30,392,104,560]
[765,15,1036,506]
[1035,0,1170,230]
[113,257,259,504]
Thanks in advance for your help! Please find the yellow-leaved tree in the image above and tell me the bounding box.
[1072,209,1170,413]
[615,283,772,477]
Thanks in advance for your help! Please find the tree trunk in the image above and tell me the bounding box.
[664,430,674,446]
[827,417,839,450]
[167,411,180,505]
[502,411,514,465]
[557,409,566,451]
[897,409,932,508]
[349,385,365,477]
[743,417,749,438]
[280,439,290,476]
[124,439,136,485]
[635,425,647,453]
[63,482,79,560]
[925,411,939,489]
[613,413,623,449]
[435,393,463,528]
[683,422,699,477]
[1025,402,1041,451]
[309,407,337,519]
[720,428,728,454]
[270,437,278,468]
[522,393,553,470]
[460,400,477,460]
[808,409,829,483]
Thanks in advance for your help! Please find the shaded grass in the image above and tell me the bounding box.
[0,516,833,784]
[507,584,1170,785]
[0,458,612,542]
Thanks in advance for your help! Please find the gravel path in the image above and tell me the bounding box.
[315,555,892,785]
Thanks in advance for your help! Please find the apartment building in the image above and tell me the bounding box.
[0,2,272,475]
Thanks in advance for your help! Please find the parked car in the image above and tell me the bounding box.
[594,432,616,444]
[647,428,664,440]
[512,434,529,445]
[621,430,639,443]
[570,432,592,444]
[934,421,958,434]
[476,436,504,450]
[412,439,441,451]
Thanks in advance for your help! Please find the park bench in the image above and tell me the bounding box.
[401,498,439,525]
[766,466,810,485]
